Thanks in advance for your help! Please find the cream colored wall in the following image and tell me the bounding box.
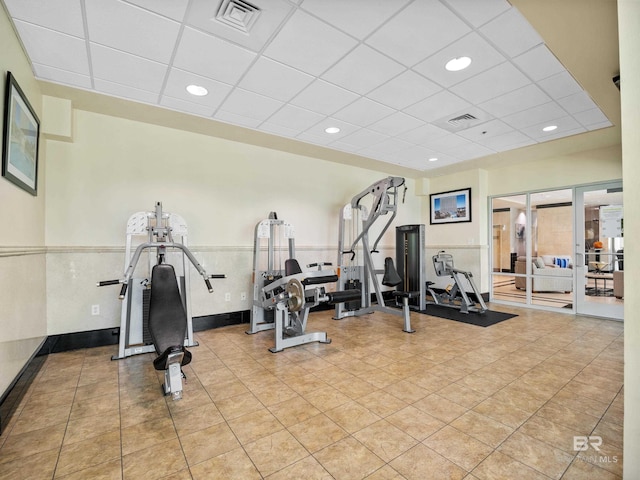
[0,4,47,398]
[44,108,421,334]
[620,0,640,477]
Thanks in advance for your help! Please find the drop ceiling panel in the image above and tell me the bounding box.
[289,79,359,116]
[449,62,531,105]
[512,44,565,82]
[3,0,84,36]
[366,1,471,67]
[125,0,189,21]
[479,130,535,151]
[238,57,314,102]
[478,84,551,118]
[302,118,359,141]
[537,71,584,100]
[502,101,568,129]
[173,27,257,85]
[90,44,168,93]
[322,44,405,96]
[163,68,233,109]
[161,95,217,117]
[363,137,413,156]
[214,110,262,129]
[427,133,472,152]
[337,129,391,150]
[443,0,510,28]
[413,33,505,88]
[456,119,513,142]
[263,9,358,76]
[95,78,160,104]
[574,108,611,128]
[557,92,598,115]
[33,63,92,89]
[186,0,293,52]
[521,116,583,140]
[448,142,495,160]
[405,90,471,123]
[398,123,450,145]
[218,88,283,122]
[367,70,442,110]
[300,0,410,40]
[479,7,543,58]
[85,0,181,63]
[368,112,424,137]
[13,21,90,75]
[263,104,325,131]
[333,97,395,128]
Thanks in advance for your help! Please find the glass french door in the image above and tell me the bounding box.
[574,182,624,320]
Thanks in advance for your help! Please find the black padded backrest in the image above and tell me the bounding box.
[382,257,402,287]
[285,258,303,276]
[148,264,188,356]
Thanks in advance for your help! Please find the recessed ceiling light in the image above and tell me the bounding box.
[186,84,208,96]
[428,157,438,162]
[542,125,558,132]
[445,56,472,72]
[325,127,340,134]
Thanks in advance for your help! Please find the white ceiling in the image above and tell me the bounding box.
[3,0,617,173]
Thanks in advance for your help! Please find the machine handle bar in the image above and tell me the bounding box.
[97,279,120,287]
[119,284,128,299]
[208,274,226,279]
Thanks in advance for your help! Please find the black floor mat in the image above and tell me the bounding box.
[419,304,517,327]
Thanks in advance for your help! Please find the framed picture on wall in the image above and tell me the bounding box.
[430,188,471,224]
[2,72,40,196]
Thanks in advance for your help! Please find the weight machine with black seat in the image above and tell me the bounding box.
[247,212,296,335]
[99,202,224,400]
[426,250,487,314]
[248,212,360,352]
[334,177,416,333]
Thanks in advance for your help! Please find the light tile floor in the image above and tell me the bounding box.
[0,305,624,479]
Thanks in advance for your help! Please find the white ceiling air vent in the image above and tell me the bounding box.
[216,0,261,34]
[448,113,478,128]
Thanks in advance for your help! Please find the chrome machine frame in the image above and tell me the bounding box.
[101,202,220,361]
[334,177,414,332]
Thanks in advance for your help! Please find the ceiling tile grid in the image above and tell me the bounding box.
[2,0,613,172]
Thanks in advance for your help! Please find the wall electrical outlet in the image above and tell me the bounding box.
[91,304,100,315]
[225,293,231,301]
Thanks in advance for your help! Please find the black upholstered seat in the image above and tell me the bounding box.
[148,263,191,370]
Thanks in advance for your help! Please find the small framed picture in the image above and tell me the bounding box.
[430,188,471,224]
[2,72,40,196]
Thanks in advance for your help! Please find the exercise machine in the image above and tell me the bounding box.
[248,213,360,352]
[335,177,415,333]
[395,224,426,311]
[260,259,361,352]
[99,202,224,400]
[426,251,487,314]
[247,212,295,335]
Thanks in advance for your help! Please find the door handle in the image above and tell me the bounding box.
[575,252,584,267]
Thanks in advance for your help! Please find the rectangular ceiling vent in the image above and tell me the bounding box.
[215,0,261,34]
[447,113,478,127]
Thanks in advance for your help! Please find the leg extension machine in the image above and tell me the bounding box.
[260,259,361,352]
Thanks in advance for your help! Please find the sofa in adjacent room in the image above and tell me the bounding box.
[514,256,573,293]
